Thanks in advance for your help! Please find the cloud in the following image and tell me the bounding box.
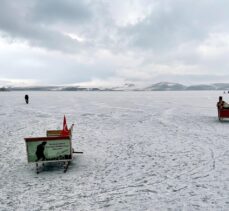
[0,0,92,53]
[1,0,229,86]
[121,0,229,51]
[31,0,92,24]
[0,78,38,87]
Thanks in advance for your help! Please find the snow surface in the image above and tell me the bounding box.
[0,91,229,211]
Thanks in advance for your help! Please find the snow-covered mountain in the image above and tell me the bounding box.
[146,82,186,91]
[1,82,229,91]
[146,82,229,91]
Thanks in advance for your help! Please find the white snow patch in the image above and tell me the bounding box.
[0,91,229,211]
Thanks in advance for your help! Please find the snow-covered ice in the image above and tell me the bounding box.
[0,91,229,211]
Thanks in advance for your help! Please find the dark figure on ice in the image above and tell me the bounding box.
[36,142,47,161]
[217,96,229,109]
[25,94,29,104]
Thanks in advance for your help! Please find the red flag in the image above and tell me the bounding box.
[61,115,69,136]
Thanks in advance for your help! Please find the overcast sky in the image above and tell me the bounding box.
[1,0,229,87]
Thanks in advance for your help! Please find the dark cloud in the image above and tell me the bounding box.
[0,0,93,53]
[31,0,92,24]
[1,0,229,54]
[1,0,229,85]
[120,0,229,51]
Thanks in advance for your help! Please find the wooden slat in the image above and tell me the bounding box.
[24,136,71,142]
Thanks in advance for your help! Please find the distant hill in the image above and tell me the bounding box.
[145,82,229,91]
[0,87,8,91]
[146,82,186,91]
[212,83,229,90]
[2,82,229,91]
[185,84,215,90]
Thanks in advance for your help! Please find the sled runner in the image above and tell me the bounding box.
[24,117,83,174]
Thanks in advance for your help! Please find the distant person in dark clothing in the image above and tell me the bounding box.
[25,94,29,104]
[217,96,229,109]
[36,142,47,161]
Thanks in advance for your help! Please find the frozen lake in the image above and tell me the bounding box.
[0,91,229,211]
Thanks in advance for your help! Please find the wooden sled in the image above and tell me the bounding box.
[25,124,82,174]
[217,107,229,121]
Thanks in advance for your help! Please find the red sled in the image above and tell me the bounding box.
[218,107,229,121]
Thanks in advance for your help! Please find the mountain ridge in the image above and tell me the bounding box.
[1,82,229,91]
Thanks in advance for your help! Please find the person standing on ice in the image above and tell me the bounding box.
[25,94,29,104]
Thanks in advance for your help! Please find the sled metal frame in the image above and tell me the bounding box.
[35,159,72,174]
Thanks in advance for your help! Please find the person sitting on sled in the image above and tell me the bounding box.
[217,96,229,109]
